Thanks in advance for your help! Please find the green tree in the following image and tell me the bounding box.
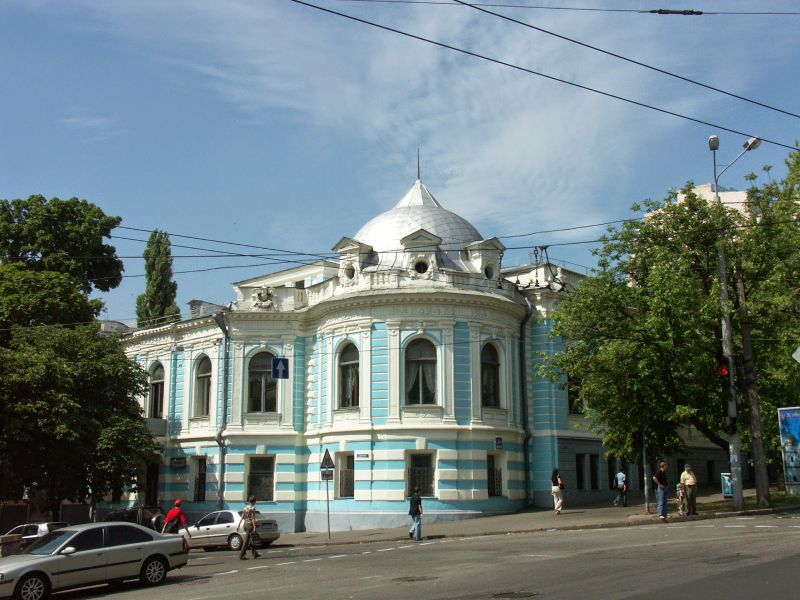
[0,194,157,514]
[136,229,180,327]
[543,186,738,463]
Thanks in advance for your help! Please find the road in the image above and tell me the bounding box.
[55,514,800,600]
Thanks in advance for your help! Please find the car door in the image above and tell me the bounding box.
[190,512,218,547]
[210,511,236,545]
[105,525,152,581]
[53,527,107,590]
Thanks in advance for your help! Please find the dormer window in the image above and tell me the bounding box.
[484,264,495,280]
[344,263,356,280]
[414,259,429,274]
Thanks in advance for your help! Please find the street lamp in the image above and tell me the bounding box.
[708,134,760,510]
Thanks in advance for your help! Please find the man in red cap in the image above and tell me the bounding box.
[162,499,190,536]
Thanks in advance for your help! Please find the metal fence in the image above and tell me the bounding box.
[406,468,434,497]
[339,469,354,498]
[488,468,503,497]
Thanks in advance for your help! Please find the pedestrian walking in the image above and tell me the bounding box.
[680,464,698,516]
[162,499,190,536]
[237,495,261,560]
[676,482,687,516]
[408,487,423,541]
[613,467,628,507]
[652,461,669,520]
[551,468,565,515]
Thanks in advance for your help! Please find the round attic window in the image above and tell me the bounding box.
[484,264,495,280]
[344,263,356,280]
[414,260,429,274]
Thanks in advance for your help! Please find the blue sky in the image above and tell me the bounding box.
[1,0,798,324]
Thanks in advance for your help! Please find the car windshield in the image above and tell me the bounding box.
[24,530,75,555]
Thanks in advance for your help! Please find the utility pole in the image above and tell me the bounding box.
[643,433,651,514]
[709,135,761,510]
[735,259,771,506]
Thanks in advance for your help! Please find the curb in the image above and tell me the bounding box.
[280,504,800,548]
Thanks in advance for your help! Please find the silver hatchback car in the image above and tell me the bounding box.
[180,510,280,551]
[0,522,188,600]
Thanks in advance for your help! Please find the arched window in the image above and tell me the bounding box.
[149,363,165,418]
[194,356,212,417]
[481,344,500,408]
[339,343,359,409]
[248,352,277,413]
[405,339,437,405]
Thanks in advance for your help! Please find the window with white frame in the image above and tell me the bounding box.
[406,453,435,496]
[247,456,275,501]
[248,352,277,413]
[405,339,437,405]
[480,344,500,408]
[148,363,165,418]
[194,356,212,417]
[338,343,359,409]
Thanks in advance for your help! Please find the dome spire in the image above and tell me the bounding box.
[417,147,421,181]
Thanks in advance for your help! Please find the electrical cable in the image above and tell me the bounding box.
[288,0,799,151]
[454,0,800,118]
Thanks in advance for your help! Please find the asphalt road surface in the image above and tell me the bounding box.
[55,514,800,600]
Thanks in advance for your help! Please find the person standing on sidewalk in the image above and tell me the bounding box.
[237,495,261,560]
[652,462,669,520]
[408,487,423,541]
[551,468,565,515]
[680,464,698,516]
[613,467,628,507]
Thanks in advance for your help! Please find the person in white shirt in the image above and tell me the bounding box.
[613,467,628,507]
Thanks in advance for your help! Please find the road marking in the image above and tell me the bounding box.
[361,575,381,580]
[216,570,239,576]
[304,558,323,562]
[276,561,296,566]
[247,565,269,570]
[724,525,746,528]
[419,542,435,545]
[754,525,778,528]
[377,547,395,552]
[329,554,347,559]
[696,525,715,528]
[398,545,416,548]
[736,517,756,520]
[361,551,372,554]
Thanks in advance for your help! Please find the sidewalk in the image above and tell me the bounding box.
[279,488,800,547]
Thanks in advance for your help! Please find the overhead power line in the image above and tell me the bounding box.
[332,0,800,16]
[290,0,799,151]
[454,0,800,119]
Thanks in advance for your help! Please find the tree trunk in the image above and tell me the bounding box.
[735,261,771,507]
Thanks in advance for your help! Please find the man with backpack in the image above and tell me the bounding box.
[162,499,191,536]
[237,495,261,560]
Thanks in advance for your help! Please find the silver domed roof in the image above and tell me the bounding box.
[353,181,482,271]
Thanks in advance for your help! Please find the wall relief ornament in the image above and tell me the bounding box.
[253,286,276,310]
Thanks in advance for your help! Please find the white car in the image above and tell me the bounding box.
[0,522,188,600]
[180,509,280,551]
[4,524,69,551]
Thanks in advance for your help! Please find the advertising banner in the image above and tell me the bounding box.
[778,407,800,495]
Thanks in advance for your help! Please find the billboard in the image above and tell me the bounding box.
[778,407,800,494]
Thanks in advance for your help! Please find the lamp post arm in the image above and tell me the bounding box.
[715,146,750,187]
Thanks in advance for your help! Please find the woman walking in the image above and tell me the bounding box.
[551,468,565,514]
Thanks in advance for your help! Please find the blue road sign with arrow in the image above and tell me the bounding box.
[272,357,289,379]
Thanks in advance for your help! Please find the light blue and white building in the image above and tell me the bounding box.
[121,178,728,531]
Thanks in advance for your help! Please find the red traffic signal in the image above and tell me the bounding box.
[717,361,730,378]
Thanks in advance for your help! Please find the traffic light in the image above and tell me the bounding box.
[716,354,731,390]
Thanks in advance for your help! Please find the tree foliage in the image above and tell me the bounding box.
[544,151,800,465]
[136,229,180,327]
[0,195,157,514]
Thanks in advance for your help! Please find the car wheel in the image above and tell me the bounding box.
[139,556,168,586]
[227,533,243,551]
[14,573,51,600]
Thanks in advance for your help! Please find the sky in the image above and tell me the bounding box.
[1,0,798,325]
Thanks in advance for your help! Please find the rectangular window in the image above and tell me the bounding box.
[149,381,164,419]
[247,456,275,502]
[194,457,207,502]
[338,453,355,498]
[407,453,434,497]
[487,454,503,497]
[590,454,599,490]
[575,454,585,490]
